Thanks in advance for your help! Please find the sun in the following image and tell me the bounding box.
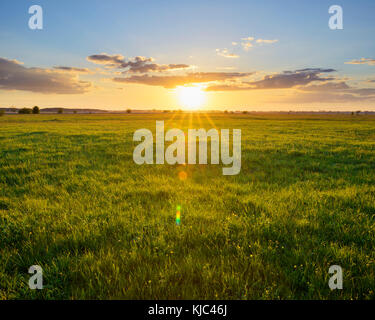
[177,86,205,110]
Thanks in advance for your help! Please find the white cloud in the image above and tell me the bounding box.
[256,39,278,44]
[345,58,375,66]
[241,37,255,41]
[216,48,239,58]
[241,42,253,51]
[235,36,279,52]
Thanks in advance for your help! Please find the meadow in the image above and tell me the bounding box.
[0,112,374,300]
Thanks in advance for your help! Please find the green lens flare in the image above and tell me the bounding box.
[176,205,181,225]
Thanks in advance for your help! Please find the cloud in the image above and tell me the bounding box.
[216,48,239,58]
[239,36,278,51]
[206,76,375,103]
[113,72,251,88]
[205,68,336,91]
[87,53,191,73]
[53,66,92,73]
[298,80,375,96]
[248,68,336,89]
[275,79,375,103]
[241,42,253,51]
[205,84,250,91]
[345,58,375,66]
[298,81,350,92]
[87,54,125,66]
[256,39,278,44]
[290,85,375,103]
[347,87,375,96]
[241,37,255,41]
[288,92,375,103]
[0,57,91,94]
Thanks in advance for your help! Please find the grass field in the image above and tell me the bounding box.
[0,113,375,300]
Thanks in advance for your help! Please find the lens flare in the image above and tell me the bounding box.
[176,205,181,225]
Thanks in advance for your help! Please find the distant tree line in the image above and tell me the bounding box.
[18,106,40,114]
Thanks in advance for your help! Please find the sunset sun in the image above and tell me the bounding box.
[177,86,205,110]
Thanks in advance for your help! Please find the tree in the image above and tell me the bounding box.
[126,109,132,114]
[0,110,4,117]
[32,106,40,114]
[18,108,32,114]
[57,108,63,114]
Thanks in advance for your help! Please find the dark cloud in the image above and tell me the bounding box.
[87,53,191,73]
[299,81,375,96]
[294,68,336,73]
[0,57,91,94]
[285,80,375,103]
[113,72,252,88]
[87,54,125,66]
[205,68,336,91]
[248,68,336,89]
[53,66,92,73]
[202,67,375,103]
[298,81,350,91]
[348,88,375,96]
[286,91,375,103]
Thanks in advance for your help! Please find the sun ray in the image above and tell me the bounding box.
[165,110,178,127]
[202,112,218,130]
[196,111,203,129]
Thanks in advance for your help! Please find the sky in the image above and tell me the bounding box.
[0,0,375,111]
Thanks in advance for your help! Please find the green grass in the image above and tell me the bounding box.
[0,113,374,300]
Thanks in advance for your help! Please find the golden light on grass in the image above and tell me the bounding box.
[177,86,206,110]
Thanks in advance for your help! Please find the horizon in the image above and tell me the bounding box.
[1,1,375,111]
[3,106,375,114]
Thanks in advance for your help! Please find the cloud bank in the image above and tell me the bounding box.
[205,68,336,91]
[87,53,191,73]
[0,58,91,94]
[113,72,252,88]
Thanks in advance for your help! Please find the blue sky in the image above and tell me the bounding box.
[0,0,375,110]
